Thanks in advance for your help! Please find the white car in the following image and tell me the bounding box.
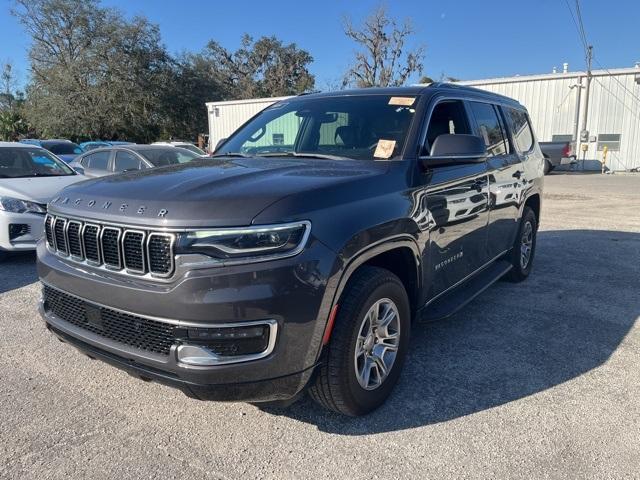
[151,141,207,156]
[0,142,85,259]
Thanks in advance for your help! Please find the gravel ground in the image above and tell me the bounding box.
[1,173,639,479]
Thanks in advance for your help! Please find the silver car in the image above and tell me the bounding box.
[0,142,84,259]
[69,145,202,178]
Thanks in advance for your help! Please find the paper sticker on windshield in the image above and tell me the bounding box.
[388,97,415,106]
[374,139,397,159]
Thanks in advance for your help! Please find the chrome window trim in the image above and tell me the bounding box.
[100,226,122,270]
[122,229,147,275]
[146,232,176,278]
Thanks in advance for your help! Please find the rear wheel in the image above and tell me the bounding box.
[506,206,537,282]
[543,158,554,175]
[309,266,411,416]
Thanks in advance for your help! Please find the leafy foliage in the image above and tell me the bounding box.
[11,0,315,143]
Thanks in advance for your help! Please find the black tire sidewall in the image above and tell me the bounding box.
[514,208,537,277]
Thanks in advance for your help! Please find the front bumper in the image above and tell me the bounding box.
[0,210,45,251]
[37,237,340,401]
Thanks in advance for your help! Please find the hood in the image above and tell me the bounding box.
[0,174,86,204]
[47,157,389,227]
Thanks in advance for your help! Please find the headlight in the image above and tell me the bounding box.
[176,221,311,264]
[0,196,47,214]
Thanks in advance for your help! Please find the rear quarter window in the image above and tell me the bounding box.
[506,108,534,153]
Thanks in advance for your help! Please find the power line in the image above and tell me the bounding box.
[574,0,589,58]
[563,0,588,54]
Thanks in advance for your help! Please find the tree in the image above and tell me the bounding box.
[418,75,435,84]
[342,6,425,88]
[0,61,28,140]
[202,35,315,99]
[12,0,174,142]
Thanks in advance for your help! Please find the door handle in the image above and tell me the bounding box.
[512,170,522,179]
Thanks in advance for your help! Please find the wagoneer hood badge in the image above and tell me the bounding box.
[51,196,169,218]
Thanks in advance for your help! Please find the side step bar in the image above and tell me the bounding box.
[418,259,512,323]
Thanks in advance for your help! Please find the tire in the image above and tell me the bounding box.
[543,159,553,175]
[0,250,7,262]
[309,266,411,416]
[505,206,538,282]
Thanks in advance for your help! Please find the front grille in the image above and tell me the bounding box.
[44,214,175,278]
[123,231,145,272]
[83,225,100,263]
[148,234,173,276]
[54,218,67,254]
[67,221,82,257]
[43,285,176,356]
[101,227,121,268]
[45,216,54,247]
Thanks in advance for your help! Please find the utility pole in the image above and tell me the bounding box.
[580,45,593,169]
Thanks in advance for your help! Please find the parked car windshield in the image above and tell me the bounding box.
[177,144,206,155]
[219,94,418,160]
[0,147,75,178]
[43,142,83,155]
[137,147,200,166]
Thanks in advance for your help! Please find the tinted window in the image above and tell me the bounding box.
[114,151,141,172]
[424,100,471,154]
[138,148,199,166]
[44,142,83,155]
[84,151,110,169]
[0,147,74,178]
[469,102,508,156]
[507,108,534,153]
[221,95,417,160]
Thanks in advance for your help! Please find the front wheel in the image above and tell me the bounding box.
[506,206,538,282]
[309,266,411,416]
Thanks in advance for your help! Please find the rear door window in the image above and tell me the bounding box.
[84,151,110,170]
[469,102,509,157]
[113,151,142,172]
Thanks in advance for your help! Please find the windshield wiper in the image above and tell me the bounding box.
[261,152,351,161]
[210,152,253,158]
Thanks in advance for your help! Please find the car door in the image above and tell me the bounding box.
[112,150,144,173]
[468,101,524,258]
[418,98,490,299]
[81,150,112,177]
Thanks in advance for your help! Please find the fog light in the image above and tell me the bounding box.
[176,320,277,365]
[9,224,30,241]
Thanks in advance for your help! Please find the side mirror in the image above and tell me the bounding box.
[73,166,85,175]
[422,134,487,167]
[214,138,227,153]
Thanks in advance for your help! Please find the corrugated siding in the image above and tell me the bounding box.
[462,71,640,171]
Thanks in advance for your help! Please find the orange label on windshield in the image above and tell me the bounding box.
[388,97,415,106]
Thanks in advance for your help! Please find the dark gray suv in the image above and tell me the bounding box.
[38,84,543,416]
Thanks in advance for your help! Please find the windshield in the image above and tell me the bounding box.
[219,94,417,161]
[44,142,83,155]
[138,147,200,166]
[177,144,206,155]
[0,147,75,178]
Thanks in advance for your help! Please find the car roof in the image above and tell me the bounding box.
[291,83,523,108]
[0,141,44,149]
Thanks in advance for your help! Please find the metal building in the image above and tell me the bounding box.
[206,96,290,152]
[458,66,640,171]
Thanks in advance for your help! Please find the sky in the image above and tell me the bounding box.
[2,0,639,91]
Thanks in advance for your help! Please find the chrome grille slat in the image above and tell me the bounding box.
[66,221,83,258]
[100,227,122,269]
[46,215,175,279]
[53,218,68,255]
